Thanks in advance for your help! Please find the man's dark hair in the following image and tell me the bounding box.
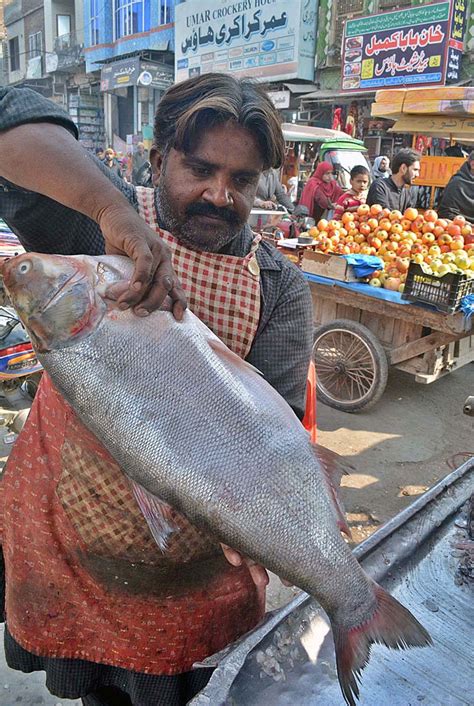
[350,165,370,179]
[153,73,285,170]
[392,148,421,175]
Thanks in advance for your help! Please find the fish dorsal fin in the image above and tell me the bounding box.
[311,443,354,539]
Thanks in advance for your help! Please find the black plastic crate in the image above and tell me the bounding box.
[402,262,474,314]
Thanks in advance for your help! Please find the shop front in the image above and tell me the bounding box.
[100,56,174,149]
[306,0,468,164]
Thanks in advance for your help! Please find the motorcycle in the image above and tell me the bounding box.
[0,306,43,433]
[0,223,42,433]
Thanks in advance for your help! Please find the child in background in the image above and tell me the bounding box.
[334,165,370,220]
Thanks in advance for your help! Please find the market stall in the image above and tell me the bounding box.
[372,87,474,207]
[272,203,474,412]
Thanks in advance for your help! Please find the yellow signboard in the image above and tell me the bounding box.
[415,156,465,188]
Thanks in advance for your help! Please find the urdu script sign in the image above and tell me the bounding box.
[341,0,467,92]
[174,0,318,83]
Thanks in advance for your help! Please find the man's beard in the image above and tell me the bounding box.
[403,173,412,186]
[155,179,244,253]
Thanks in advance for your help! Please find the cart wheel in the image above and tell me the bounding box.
[312,320,388,412]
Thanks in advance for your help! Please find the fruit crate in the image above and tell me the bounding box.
[402,262,474,313]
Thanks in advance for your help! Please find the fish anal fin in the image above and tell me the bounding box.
[131,481,177,552]
[333,582,432,706]
[311,443,353,539]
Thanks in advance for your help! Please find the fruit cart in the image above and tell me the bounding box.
[306,272,473,412]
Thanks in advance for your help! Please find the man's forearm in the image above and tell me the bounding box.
[0,123,136,226]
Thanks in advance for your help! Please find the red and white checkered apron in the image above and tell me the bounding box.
[0,188,264,674]
[135,186,261,359]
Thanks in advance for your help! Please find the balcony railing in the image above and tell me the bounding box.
[53,31,84,70]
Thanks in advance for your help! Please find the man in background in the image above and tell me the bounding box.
[254,167,294,211]
[132,141,150,185]
[367,148,420,212]
[438,151,474,222]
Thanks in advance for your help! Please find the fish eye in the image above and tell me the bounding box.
[18,260,32,275]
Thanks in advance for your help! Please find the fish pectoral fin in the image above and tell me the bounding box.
[131,481,177,552]
[332,581,432,706]
[311,443,354,539]
[207,337,264,377]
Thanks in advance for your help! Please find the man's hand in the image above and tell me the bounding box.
[261,200,277,210]
[0,122,187,319]
[98,205,187,319]
[221,544,269,589]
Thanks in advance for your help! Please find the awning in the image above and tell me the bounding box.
[301,89,376,104]
[283,83,319,94]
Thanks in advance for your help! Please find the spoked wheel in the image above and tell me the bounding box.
[312,320,388,412]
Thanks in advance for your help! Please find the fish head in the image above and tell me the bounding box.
[2,253,107,352]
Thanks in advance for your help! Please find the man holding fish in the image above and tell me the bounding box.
[0,75,314,705]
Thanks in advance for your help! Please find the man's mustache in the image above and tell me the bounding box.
[185,202,240,225]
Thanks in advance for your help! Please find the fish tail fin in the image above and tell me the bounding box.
[333,582,432,706]
[131,481,176,552]
[311,443,354,538]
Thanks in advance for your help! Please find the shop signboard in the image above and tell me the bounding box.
[101,58,174,91]
[174,0,318,83]
[341,0,466,92]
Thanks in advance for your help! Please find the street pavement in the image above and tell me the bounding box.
[0,363,472,703]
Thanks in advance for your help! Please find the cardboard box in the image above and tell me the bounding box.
[302,251,359,282]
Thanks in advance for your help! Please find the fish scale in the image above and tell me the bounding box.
[3,252,432,706]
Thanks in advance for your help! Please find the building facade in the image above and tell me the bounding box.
[2,0,106,150]
[83,0,179,148]
[300,0,474,158]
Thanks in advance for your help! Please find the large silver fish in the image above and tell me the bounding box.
[3,252,431,705]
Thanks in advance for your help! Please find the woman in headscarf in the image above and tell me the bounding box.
[372,155,391,180]
[299,162,343,222]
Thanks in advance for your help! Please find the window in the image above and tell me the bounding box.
[90,0,100,45]
[160,0,174,25]
[28,31,42,59]
[114,0,150,39]
[57,14,71,38]
[8,36,19,72]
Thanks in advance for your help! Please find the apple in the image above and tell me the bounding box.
[370,278,382,287]
[395,257,410,273]
[384,276,402,291]
[437,264,451,276]
[429,245,442,257]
